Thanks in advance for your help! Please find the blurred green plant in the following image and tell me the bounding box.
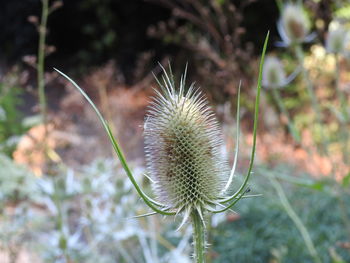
[261,2,350,260]
[0,156,194,262]
[266,171,321,263]
[0,71,28,156]
[1,156,350,262]
[0,153,39,263]
[270,2,350,162]
[25,0,63,158]
[77,0,117,65]
[33,160,193,263]
[212,166,350,263]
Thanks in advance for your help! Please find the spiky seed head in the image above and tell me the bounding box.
[262,56,286,89]
[343,32,350,59]
[144,70,229,216]
[281,4,310,43]
[326,27,347,54]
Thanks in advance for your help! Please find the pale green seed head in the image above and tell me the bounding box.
[343,32,350,59]
[262,56,286,88]
[282,4,310,43]
[144,71,229,214]
[326,27,347,54]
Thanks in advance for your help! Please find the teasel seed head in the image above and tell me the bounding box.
[343,32,350,59]
[281,4,310,44]
[144,67,230,220]
[262,56,286,89]
[326,27,347,54]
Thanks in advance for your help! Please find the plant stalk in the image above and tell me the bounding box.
[268,174,322,263]
[294,44,328,154]
[335,54,348,120]
[271,88,301,143]
[335,54,349,165]
[191,210,206,263]
[38,0,49,144]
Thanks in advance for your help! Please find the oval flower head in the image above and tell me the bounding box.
[326,26,347,54]
[144,67,231,224]
[262,56,287,89]
[343,32,350,59]
[278,4,311,45]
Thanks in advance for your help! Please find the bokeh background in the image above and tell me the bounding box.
[1,0,350,262]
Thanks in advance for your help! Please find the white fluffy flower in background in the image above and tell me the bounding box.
[326,26,347,54]
[277,4,313,46]
[262,56,287,89]
[343,32,350,59]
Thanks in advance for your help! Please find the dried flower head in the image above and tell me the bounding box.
[280,4,310,44]
[262,56,286,88]
[144,67,230,222]
[343,32,350,59]
[326,27,347,54]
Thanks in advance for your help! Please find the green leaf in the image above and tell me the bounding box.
[217,31,270,210]
[342,172,350,188]
[272,172,326,191]
[54,68,175,216]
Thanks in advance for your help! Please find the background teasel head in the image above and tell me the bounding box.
[343,32,350,59]
[280,4,310,44]
[144,66,230,222]
[262,56,286,89]
[326,26,347,54]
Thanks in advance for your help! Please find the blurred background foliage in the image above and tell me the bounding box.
[1,0,350,262]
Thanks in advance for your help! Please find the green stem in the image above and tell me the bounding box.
[268,174,322,263]
[38,0,49,141]
[191,210,206,263]
[294,44,328,154]
[275,0,283,12]
[336,190,350,240]
[271,88,301,143]
[335,54,349,165]
[53,179,70,262]
[335,54,348,119]
[332,55,350,241]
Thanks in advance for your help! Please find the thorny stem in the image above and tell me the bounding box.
[268,174,322,263]
[191,210,206,263]
[271,88,301,143]
[294,44,328,154]
[38,0,49,147]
